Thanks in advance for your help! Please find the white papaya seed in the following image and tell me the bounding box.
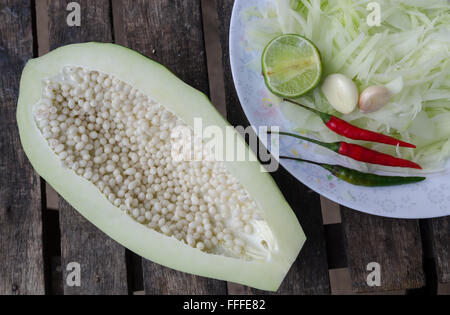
[32,66,267,259]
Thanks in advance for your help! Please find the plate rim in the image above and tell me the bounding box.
[229,0,450,219]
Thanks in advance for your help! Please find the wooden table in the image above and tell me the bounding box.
[0,0,448,295]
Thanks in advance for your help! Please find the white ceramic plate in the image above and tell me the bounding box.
[229,0,450,218]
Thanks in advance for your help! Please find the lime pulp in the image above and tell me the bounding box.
[262,34,322,98]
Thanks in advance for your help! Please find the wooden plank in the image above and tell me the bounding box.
[115,0,227,294]
[328,268,353,295]
[216,0,331,295]
[427,217,450,285]
[45,0,128,294]
[438,283,450,295]
[320,196,341,225]
[47,0,113,49]
[341,207,425,293]
[0,0,46,295]
[59,200,128,294]
[117,0,210,95]
[330,269,406,295]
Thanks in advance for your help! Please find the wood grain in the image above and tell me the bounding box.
[428,217,450,284]
[320,196,342,225]
[118,0,210,96]
[216,0,331,295]
[0,0,46,295]
[47,0,113,49]
[44,0,128,294]
[116,0,226,294]
[59,200,128,294]
[341,207,425,293]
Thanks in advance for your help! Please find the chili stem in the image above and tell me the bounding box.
[283,98,331,121]
[268,130,340,151]
[280,156,324,167]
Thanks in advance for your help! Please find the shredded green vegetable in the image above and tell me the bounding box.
[244,0,450,172]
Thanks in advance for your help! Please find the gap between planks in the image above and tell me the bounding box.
[36,0,59,212]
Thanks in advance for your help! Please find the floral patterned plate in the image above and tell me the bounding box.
[229,0,450,218]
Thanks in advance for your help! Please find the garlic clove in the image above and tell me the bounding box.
[358,86,392,113]
[321,74,359,115]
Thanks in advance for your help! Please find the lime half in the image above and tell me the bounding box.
[262,34,322,98]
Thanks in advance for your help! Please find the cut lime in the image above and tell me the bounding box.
[262,34,322,98]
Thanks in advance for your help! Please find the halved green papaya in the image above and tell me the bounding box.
[17,42,305,291]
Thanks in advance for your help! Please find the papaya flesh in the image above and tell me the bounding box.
[17,43,305,291]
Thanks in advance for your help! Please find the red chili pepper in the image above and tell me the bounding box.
[284,99,416,148]
[338,142,421,169]
[271,131,422,169]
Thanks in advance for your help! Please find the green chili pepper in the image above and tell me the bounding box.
[280,156,426,187]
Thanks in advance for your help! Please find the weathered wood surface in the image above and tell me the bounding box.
[0,0,46,295]
[117,0,227,295]
[428,217,450,284]
[216,0,331,295]
[0,0,447,295]
[45,0,128,294]
[59,200,128,294]
[47,0,113,49]
[341,207,425,293]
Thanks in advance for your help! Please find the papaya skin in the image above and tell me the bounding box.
[17,43,305,291]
